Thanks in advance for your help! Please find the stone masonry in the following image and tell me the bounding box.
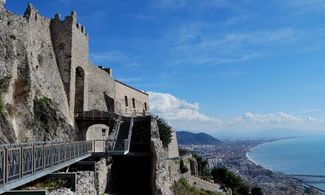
[0,2,149,142]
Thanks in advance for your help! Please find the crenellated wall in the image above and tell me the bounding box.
[0,2,149,142]
[49,7,148,118]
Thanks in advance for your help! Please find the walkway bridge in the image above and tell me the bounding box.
[0,111,152,194]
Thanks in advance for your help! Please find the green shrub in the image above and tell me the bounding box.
[36,96,55,108]
[211,167,252,195]
[155,116,173,148]
[251,187,263,195]
[193,154,210,177]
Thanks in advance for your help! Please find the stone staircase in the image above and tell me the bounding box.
[130,116,151,154]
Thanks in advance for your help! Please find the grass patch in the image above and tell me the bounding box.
[34,96,58,120]
[20,178,70,191]
[35,96,56,108]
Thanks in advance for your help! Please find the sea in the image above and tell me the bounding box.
[247,136,325,190]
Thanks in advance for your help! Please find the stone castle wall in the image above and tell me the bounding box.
[168,129,180,159]
[0,2,149,142]
[115,80,149,115]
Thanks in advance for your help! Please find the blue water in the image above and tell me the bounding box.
[248,136,325,190]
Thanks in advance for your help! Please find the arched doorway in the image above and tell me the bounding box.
[86,124,110,140]
[87,124,110,152]
[75,67,85,113]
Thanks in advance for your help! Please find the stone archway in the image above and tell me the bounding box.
[86,124,110,141]
[86,124,110,153]
[75,67,85,113]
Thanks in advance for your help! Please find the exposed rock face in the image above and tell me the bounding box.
[150,118,173,195]
[33,97,75,141]
[0,0,5,8]
[0,113,16,143]
[189,158,199,176]
[0,3,150,143]
[168,129,180,159]
[96,157,111,195]
[75,171,97,195]
[0,6,73,143]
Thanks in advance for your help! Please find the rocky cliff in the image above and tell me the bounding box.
[0,5,74,143]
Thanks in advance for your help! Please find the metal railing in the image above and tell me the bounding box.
[109,117,134,155]
[0,141,92,188]
[75,110,116,120]
[111,115,123,151]
[118,111,150,117]
[75,110,150,120]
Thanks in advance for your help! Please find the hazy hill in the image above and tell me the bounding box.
[177,131,221,145]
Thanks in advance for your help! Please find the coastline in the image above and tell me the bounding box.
[182,137,322,194]
[244,137,296,167]
[244,137,325,194]
[245,152,258,166]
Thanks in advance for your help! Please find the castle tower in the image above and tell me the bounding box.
[0,0,6,8]
[50,11,89,119]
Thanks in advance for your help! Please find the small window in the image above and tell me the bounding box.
[132,98,136,109]
[102,129,106,137]
[124,96,128,107]
[144,103,148,111]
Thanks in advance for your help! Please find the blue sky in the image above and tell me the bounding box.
[6,0,325,137]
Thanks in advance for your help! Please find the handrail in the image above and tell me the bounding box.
[111,115,122,150]
[74,110,150,120]
[124,116,134,154]
[0,140,93,192]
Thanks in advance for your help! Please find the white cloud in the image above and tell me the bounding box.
[148,92,223,132]
[149,92,325,136]
[231,112,317,127]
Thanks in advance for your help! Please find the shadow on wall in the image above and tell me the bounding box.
[110,156,151,195]
[104,92,114,113]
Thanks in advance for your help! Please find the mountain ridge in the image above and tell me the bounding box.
[176,131,221,145]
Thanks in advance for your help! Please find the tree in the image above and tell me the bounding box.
[155,116,173,148]
[211,167,252,195]
[193,154,210,177]
[251,187,263,195]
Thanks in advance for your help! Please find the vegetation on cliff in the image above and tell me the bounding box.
[172,177,223,195]
[155,116,172,148]
[33,96,74,141]
[193,153,210,178]
[211,167,263,195]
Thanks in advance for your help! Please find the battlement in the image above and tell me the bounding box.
[23,3,51,24]
[0,0,6,8]
[24,3,38,20]
[52,11,88,37]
